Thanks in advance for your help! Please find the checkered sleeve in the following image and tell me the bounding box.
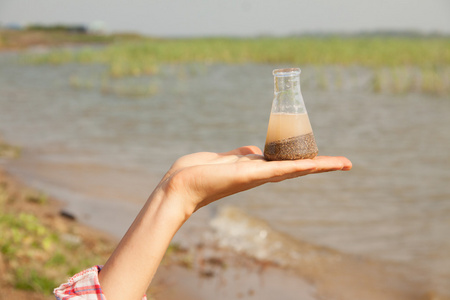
[53,265,147,300]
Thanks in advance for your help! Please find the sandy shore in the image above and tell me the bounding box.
[152,247,317,300]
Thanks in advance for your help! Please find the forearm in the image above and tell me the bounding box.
[98,186,189,300]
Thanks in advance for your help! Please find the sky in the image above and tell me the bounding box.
[0,0,449,37]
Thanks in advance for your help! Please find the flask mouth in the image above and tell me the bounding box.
[273,68,301,77]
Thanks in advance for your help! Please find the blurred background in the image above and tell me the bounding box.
[1,0,450,36]
[0,1,449,299]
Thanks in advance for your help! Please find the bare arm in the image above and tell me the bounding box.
[98,146,352,300]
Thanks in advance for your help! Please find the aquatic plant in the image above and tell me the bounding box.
[421,66,448,95]
[0,139,21,158]
[372,68,383,93]
[70,74,159,98]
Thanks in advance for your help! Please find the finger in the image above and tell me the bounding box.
[241,156,352,183]
[311,156,353,171]
[215,159,315,188]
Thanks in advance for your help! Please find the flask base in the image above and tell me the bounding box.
[264,133,318,161]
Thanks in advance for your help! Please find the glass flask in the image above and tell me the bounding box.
[264,68,318,161]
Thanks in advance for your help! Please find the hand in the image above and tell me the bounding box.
[159,145,352,218]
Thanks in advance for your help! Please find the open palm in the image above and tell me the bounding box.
[159,146,352,214]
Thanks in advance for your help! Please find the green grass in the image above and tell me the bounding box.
[0,184,113,295]
[25,36,450,68]
[23,35,450,95]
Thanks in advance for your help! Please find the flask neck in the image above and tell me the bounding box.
[272,68,306,114]
[274,74,300,94]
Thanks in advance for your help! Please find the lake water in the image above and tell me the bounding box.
[1,52,449,299]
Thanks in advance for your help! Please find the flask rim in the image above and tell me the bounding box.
[273,68,301,77]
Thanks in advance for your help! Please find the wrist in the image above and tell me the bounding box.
[155,172,199,223]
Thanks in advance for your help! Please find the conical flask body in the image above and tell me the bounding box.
[264,68,318,160]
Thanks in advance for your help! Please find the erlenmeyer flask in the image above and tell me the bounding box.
[264,68,318,161]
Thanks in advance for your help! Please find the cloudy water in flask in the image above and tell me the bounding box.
[264,68,318,161]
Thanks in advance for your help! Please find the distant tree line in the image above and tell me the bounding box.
[26,24,88,34]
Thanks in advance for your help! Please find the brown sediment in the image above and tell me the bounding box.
[264,132,318,161]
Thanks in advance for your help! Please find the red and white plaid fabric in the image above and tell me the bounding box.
[53,265,147,300]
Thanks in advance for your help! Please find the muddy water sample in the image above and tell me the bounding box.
[264,68,318,161]
[264,113,318,160]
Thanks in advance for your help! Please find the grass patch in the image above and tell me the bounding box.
[14,268,57,295]
[0,173,115,296]
[0,140,21,158]
[26,192,49,205]
[21,34,450,95]
[25,36,450,70]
